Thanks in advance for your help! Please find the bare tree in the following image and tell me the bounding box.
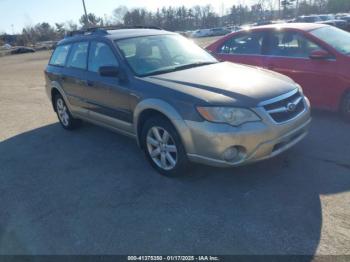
[55,23,65,38]
[65,20,78,31]
[281,0,296,18]
[79,13,104,28]
[113,6,128,25]
[327,0,350,13]
[123,8,147,27]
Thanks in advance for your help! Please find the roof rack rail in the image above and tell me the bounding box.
[65,25,163,38]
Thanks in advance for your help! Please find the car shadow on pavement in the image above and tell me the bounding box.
[0,112,349,256]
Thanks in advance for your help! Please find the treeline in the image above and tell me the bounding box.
[285,0,350,16]
[1,0,349,46]
[122,5,221,31]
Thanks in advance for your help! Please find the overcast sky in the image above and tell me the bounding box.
[0,0,261,33]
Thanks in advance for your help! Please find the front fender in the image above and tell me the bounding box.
[133,99,195,153]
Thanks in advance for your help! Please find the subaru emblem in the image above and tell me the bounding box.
[287,102,297,112]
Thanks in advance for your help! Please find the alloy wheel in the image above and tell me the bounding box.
[56,98,70,127]
[146,126,178,170]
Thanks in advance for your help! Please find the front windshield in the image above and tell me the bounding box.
[310,26,350,55]
[115,34,218,76]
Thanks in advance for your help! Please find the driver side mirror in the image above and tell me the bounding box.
[309,50,332,60]
[99,66,119,77]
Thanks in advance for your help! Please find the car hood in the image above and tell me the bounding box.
[141,62,298,107]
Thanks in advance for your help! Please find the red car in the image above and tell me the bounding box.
[206,23,350,120]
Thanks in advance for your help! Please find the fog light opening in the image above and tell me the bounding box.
[222,146,246,162]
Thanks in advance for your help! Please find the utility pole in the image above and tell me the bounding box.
[221,2,225,26]
[296,0,299,16]
[82,0,89,27]
[278,0,281,19]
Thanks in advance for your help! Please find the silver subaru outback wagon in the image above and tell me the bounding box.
[45,27,311,176]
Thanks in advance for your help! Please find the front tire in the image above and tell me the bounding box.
[54,94,81,130]
[141,116,189,176]
[340,92,350,122]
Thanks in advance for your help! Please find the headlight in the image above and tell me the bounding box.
[197,106,260,126]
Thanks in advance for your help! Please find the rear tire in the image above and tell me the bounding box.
[54,94,81,130]
[141,116,189,176]
[340,92,350,122]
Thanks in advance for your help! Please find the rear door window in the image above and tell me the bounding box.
[49,45,71,66]
[266,31,324,58]
[66,42,89,70]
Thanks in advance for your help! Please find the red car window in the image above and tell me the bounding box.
[265,31,324,58]
[218,31,266,55]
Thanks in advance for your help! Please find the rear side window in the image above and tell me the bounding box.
[66,42,89,70]
[88,41,119,73]
[49,45,71,66]
[219,32,265,55]
[266,31,324,58]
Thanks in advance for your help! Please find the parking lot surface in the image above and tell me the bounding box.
[0,46,350,255]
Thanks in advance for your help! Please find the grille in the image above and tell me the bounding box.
[264,91,305,123]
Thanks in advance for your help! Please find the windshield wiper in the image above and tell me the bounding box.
[171,61,218,71]
[142,61,218,77]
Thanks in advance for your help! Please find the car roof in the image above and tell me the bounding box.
[58,28,175,45]
[299,15,320,17]
[251,23,328,31]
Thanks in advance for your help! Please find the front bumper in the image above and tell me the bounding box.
[183,97,311,167]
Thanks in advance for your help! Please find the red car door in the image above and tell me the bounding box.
[262,29,338,110]
[212,31,267,68]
